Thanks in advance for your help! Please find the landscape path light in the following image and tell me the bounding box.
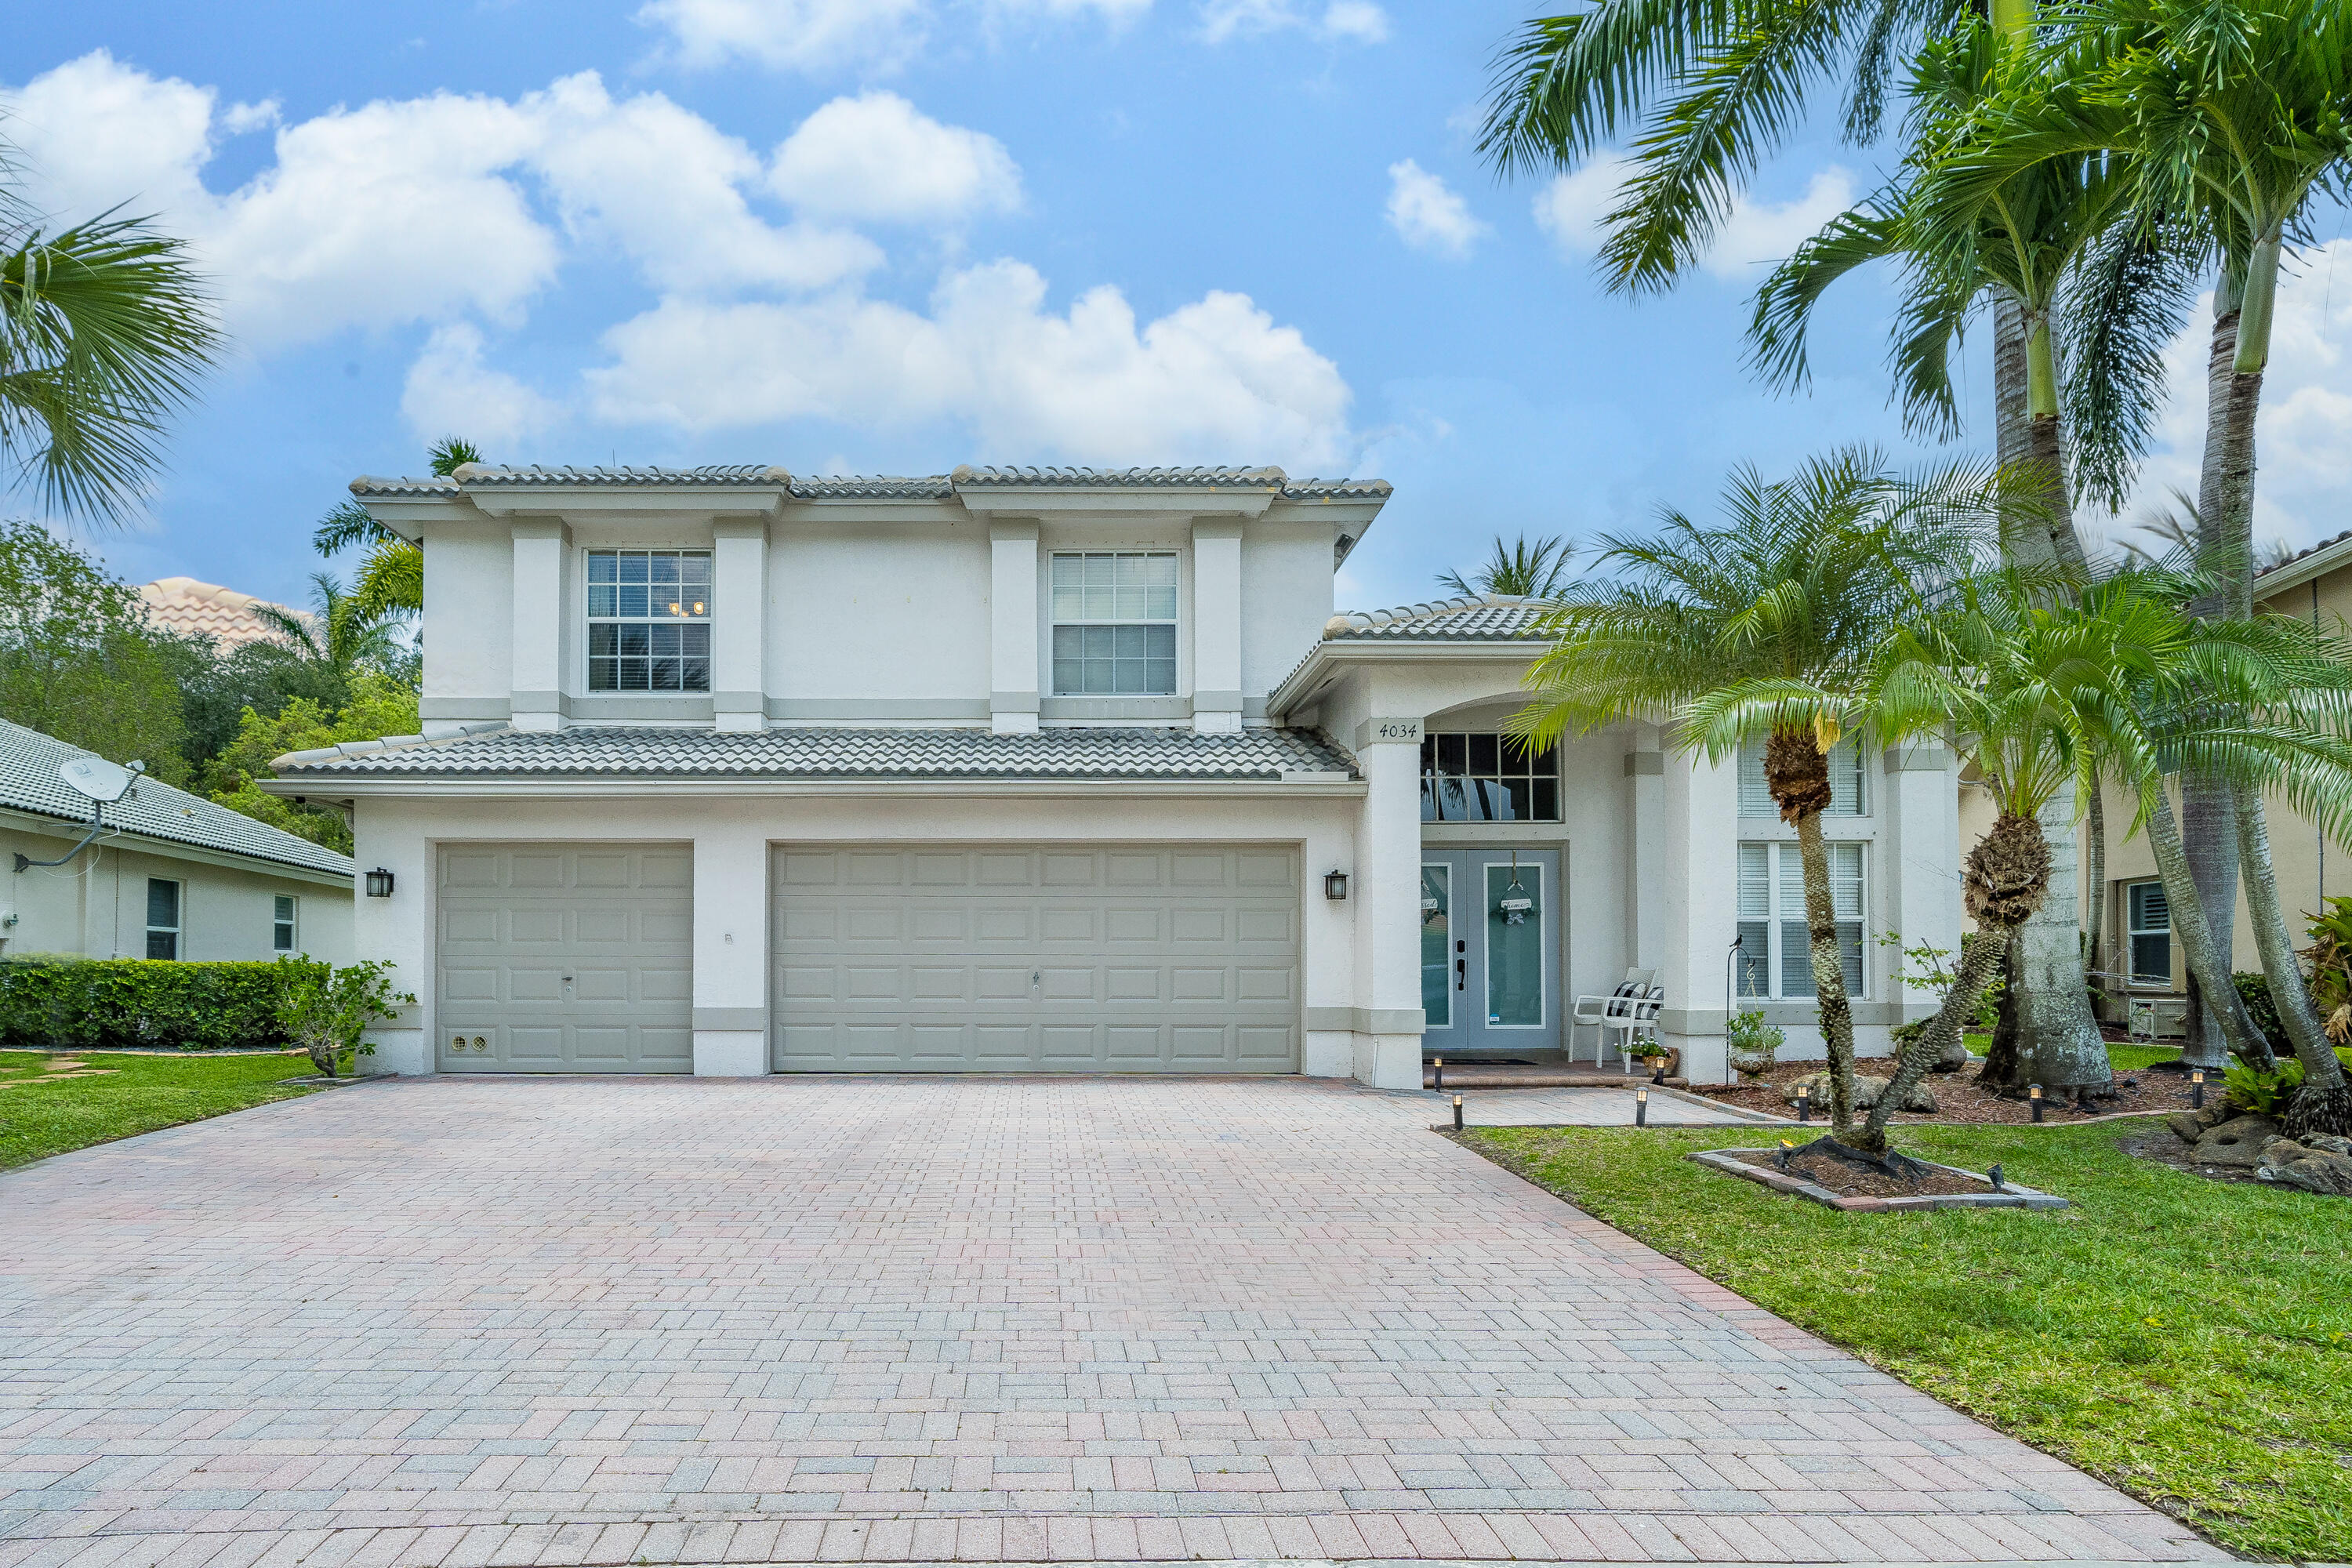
[1635,1086,1650,1127]
[2030,1083,2045,1123]
[1451,1093,1464,1131]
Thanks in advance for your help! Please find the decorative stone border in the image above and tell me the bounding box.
[1686,1147,2070,1210]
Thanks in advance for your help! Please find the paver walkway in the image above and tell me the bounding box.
[0,1077,2222,1566]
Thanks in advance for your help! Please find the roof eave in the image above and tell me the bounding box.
[2256,534,2352,602]
[1266,637,1552,720]
[257,775,1367,799]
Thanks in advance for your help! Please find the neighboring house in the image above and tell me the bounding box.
[2,720,354,963]
[137,576,308,651]
[264,463,1962,1085]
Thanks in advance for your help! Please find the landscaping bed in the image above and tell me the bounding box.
[1458,1120,2352,1563]
[0,1048,321,1171]
[1696,1142,2067,1209]
[1693,1051,2198,1124]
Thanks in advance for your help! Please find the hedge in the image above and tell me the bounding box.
[0,957,326,1051]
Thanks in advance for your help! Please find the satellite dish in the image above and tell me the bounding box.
[59,756,141,804]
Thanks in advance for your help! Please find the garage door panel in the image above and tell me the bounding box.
[437,842,691,1074]
[773,844,1297,1073]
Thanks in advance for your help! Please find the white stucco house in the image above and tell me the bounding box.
[264,463,1962,1087]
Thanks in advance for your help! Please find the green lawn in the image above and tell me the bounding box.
[1462,1120,2351,1563]
[0,1049,321,1171]
[1962,1032,2183,1073]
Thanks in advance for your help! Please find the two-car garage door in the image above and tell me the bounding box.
[434,841,1300,1074]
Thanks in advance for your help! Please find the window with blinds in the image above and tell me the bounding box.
[1734,840,1865,1000]
[1738,739,1865,817]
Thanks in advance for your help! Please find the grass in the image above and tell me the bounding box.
[0,1048,321,1171]
[1962,1031,2184,1073]
[1462,1120,2352,1563]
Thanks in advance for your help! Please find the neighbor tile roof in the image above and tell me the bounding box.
[348,464,1389,503]
[2257,529,2352,583]
[1,720,355,877]
[273,726,1357,782]
[1322,596,1554,640]
[137,578,309,652]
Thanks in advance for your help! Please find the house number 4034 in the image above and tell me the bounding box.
[1370,718,1422,742]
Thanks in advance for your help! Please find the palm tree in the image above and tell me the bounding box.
[1511,448,1998,1137]
[1437,534,1575,600]
[2,167,220,523]
[250,572,409,706]
[314,437,478,619]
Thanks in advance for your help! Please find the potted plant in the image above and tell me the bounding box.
[1726,1008,1784,1082]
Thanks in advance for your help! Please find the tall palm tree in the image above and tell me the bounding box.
[1437,534,1576,600]
[314,437,478,619]
[1511,448,1999,1137]
[250,572,409,706]
[2,168,220,523]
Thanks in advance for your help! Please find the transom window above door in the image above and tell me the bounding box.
[1051,552,1178,695]
[1419,731,1561,822]
[587,550,710,692]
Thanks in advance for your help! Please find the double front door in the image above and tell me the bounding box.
[1419,847,1559,1055]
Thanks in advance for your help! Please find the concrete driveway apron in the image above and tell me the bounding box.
[0,1077,2223,1566]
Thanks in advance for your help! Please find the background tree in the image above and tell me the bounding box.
[1512,449,1996,1137]
[2,162,220,524]
[1437,533,1575,599]
[0,521,198,777]
[244,572,410,713]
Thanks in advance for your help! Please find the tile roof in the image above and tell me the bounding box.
[137,578,310,652]
[1322,596,1555,640]
[347,464,1391,503]
[1,720,355,878]
[273,726,1357,782]
[2257,529,2352,583]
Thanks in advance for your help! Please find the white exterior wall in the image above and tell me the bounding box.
[0,820,353,966]
[1238,524,1339,715]
[771,521,990,720]
[418,524,511,734]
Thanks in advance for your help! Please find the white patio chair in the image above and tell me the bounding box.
[1602,989,1666,1073]
[1570,967,1656,1066]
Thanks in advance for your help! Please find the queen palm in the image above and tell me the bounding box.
[1437,534,1575,600]
[250,573,411,708]
[1511,449,1998,1137]
[2,171,220,523]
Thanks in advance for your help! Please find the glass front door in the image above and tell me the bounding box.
[1420,847,1559,1057]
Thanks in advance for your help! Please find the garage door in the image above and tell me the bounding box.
[772,844,1299,1073]
[437,844,692,1073]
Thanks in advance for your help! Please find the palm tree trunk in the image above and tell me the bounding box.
[2180,283,2250,1072]
[1793,809,1860,1137]
[2146,784,2276,1071]
[1980,790,2111,1095]
[2085,780,2108,1002]
[1856,911,2015,1152]
[2238,793,2352,1137]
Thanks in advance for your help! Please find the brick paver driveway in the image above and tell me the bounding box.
[0,1077,2222,1566]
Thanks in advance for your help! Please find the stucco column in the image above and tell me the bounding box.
[712,518,767,733]
[691,823,769,1076]
[510,518,568,733]
[1624,733,1667,974]
[1886,742,1962,1022]
[1191,517,1243,735]
[989,520,1040,735]
[1655,748,1739,1083]
[1350,716,1427,1089]
[354,800,430,1075]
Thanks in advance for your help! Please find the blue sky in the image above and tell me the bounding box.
[10,0,2347,615]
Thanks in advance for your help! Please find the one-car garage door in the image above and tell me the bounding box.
[771,844,1298,1073]
[437,843,692,1073]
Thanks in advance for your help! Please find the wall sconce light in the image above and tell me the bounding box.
[1323,869,1349,901]
[365,867,396,898]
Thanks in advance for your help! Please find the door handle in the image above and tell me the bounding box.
[1455,958,1466,992]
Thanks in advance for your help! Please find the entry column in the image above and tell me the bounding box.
[1351,715,1427,1088]
[692,825,769,1076]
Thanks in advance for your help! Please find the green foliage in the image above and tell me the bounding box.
[0,957,325,1050]
[1464,1123,2352,1561]
[2225,1047,2352,1118]
[2235,969,2295,1057]
[0,1047,317,1171]
[1437,534,1574,601]
[1725,1008,1784,1076]
[199,673,420,853]
[2307,895,2352,1040]
[0,520,198,779]
[272,956,413,1077]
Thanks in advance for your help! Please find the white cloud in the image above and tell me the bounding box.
[1385,158,1486,260]
[1199,0,1388,43]
[768,92,1022,224]
[2122,239,2352,553]
[529,73,880,292]
[1534,154,1855,281]
[635,0,930,71]
[401,324,561,447]
[586,260,1354,468]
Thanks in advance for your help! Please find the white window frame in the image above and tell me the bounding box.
[1049,550,1179,696]
[145,877,182,962]
[1738,739,1867,818]
[2125,880,2172,987]
[1735,840,1867,1000]
[584,547,713,694]
[273,895,297,954]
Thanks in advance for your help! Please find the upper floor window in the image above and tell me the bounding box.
[588,550,710,692]
[1420,732,1561,822]
[1739,737,1864,817]
[146,877,181,961]
[2127,880,2171,985]
[1051,552,1178,695]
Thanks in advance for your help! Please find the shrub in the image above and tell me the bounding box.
[2223,1046,2352,1118]
[0,956,325,1050]
[273,956,412,1076]
[2232,971,2296,1057]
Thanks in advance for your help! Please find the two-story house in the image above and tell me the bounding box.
[267,463,1963,1087]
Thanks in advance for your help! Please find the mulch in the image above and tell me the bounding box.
[1726,1145,1994,1197]
[1692,1058,2205,1125]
